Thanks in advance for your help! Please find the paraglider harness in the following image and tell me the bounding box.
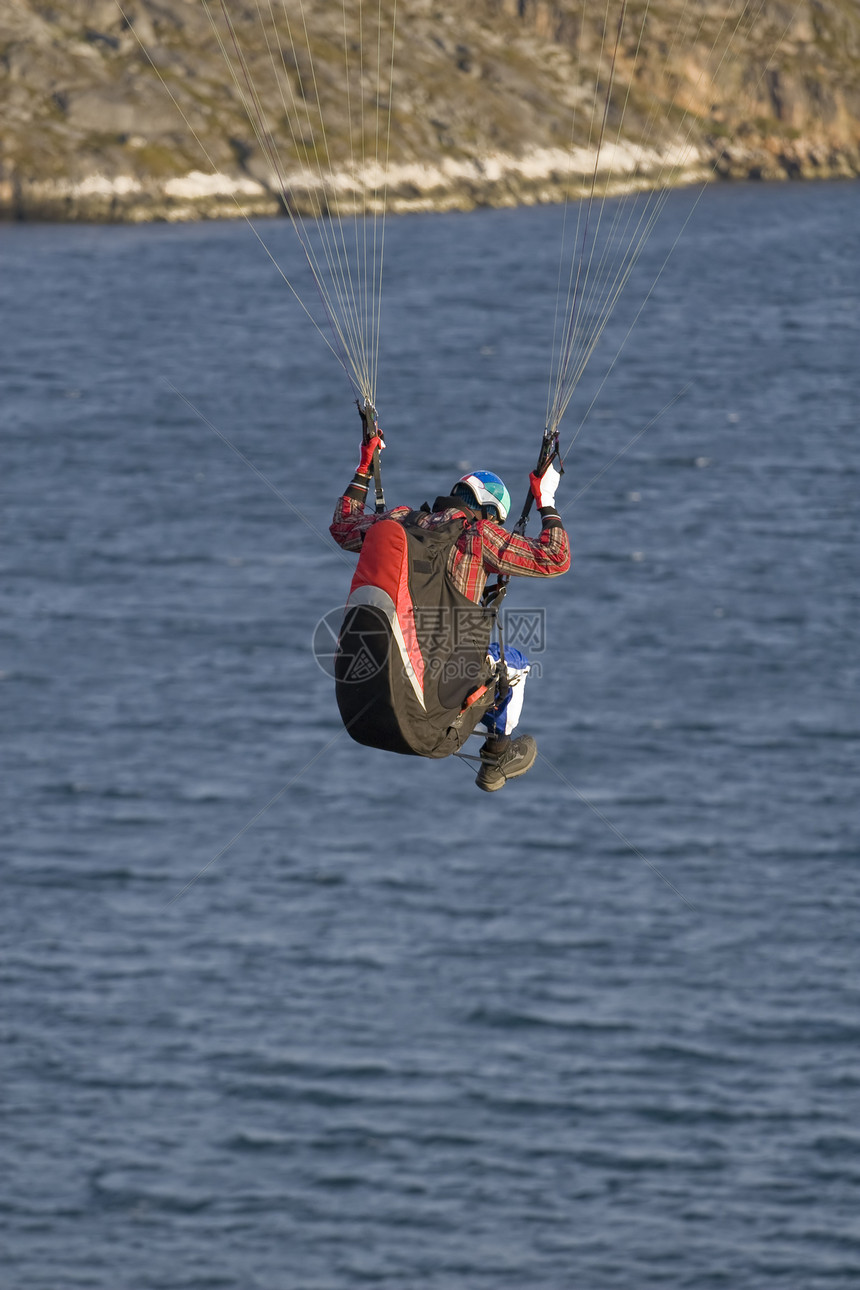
[335,402,562,759]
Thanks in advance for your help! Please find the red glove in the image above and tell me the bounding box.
[529,462,561,509]
[358,434,384,475]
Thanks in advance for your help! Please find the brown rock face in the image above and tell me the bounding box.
[1,0,858,222]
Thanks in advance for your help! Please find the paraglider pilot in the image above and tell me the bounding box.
[330,412,571,791]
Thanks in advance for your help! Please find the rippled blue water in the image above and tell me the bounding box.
[2,180,859,1289]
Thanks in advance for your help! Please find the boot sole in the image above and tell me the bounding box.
[475,740,537,792]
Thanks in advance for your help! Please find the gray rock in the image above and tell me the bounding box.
[1,0,858,222]
[63,86,178,136]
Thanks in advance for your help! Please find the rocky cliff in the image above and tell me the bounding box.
[2,0,859,222]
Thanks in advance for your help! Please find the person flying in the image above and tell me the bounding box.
[329,415,571,791]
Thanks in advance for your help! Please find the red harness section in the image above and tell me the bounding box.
[349,520,425,701]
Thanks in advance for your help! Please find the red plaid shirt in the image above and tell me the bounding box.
[331,478,571,603]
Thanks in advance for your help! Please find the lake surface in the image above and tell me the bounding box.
[2,180,859,1289]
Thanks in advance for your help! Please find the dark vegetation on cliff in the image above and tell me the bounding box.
[1,0,859,221]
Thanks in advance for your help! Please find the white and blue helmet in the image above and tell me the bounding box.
[452,470,511,523]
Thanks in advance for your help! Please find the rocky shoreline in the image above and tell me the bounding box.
[4,141,857,226]
[2,0,858,224]
[0,146,711,224]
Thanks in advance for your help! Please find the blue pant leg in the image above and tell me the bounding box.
[483,644,530,736]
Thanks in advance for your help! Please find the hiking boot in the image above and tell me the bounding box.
[475,734,538,792]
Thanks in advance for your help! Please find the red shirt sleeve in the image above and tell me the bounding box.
[330,485,410,553]
[478,517,571,578]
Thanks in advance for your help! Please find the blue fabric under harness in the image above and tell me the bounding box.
[482,643,530,737]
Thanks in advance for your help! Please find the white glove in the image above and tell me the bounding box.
[529,462,561,509]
